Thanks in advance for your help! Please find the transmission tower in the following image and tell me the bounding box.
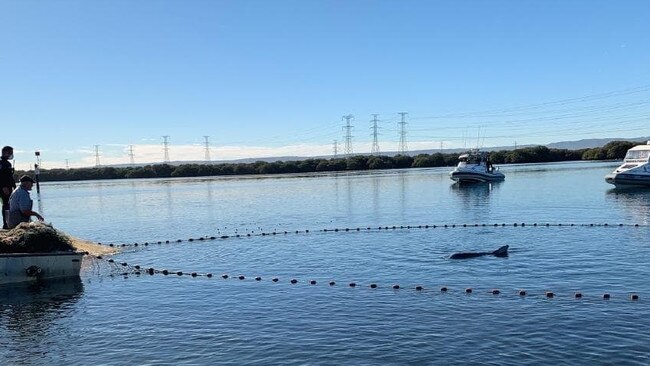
[94,145,101,167]
[162,136,170,163]
[65,159,70,170]
[203,136,211,162]
[128,145,135,166]
[370,114,380,155]
[333,140,339,157]
[398,112,408,154]
[342,114,354,156]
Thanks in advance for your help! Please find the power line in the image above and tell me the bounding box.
[94,145,101,167]
[203,136,211,162]
[410,84,650,120]
[342,115,354,156]
[398,112,408,154]
[162,136,170,163]
[371,114,380,155]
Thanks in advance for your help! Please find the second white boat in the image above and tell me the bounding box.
[605,141,650,187]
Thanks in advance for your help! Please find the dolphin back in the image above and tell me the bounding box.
[450,252,485,259]
[491,245,509,257]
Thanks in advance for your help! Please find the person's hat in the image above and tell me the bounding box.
[19,175,35,183]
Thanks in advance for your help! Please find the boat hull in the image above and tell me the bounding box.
[0,252,85,285]
[605,172,650,187]
[450,171,505,183]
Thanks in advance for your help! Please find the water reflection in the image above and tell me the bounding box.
[449,182,500,221]
[449,182,500,208]
[372,175,380,218]
[164,180,174,221]
[399,172,407,221]
[606,187,650,224]
[0,278,83,363]
[0,276,84,309]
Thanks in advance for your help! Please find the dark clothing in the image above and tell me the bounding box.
[0,158,16,229]
[0,158,15,188]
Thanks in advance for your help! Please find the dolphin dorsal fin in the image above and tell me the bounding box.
[492,245,509,257]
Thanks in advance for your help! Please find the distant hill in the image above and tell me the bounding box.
[547,137,650,150]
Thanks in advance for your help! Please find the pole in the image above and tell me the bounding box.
[34,151,41,193]
[34,164,40,193]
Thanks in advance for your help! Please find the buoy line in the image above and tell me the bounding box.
[95,222,649,249]
[92,256,642,303]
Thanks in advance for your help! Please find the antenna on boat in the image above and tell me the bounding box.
[476,126,481,149]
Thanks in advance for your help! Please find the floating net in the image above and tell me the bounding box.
[0,222,76,254]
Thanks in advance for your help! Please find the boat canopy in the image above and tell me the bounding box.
[624,143,650,162]
[458,150,489,163]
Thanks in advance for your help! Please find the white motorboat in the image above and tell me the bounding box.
[450,149,505,183]
[0,251,85,285]
[605,141,650,187]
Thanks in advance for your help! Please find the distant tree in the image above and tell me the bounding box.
[412,154,440,168]
[367,156,393,170]
[346,156,367,170]
[489,151,507,164]
[393,155,414,168]
[582,148,606,160]
[328,159,347,171]
[602,140,637,160]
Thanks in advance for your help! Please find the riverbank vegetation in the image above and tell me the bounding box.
[18,140,644,182]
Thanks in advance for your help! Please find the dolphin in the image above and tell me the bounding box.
[450,245,509,259]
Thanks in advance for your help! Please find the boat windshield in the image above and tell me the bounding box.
[624,150,650,161]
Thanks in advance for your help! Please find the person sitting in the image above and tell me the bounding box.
[7,175,44,229]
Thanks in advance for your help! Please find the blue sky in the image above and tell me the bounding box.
[1,0,649,168]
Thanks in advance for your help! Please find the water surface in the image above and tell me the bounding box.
[2,161,650,365]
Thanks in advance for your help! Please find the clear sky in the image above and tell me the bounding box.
[1,0,649,169]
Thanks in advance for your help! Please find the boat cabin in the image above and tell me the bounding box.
[623,142,650,163]
[457,150,494,172]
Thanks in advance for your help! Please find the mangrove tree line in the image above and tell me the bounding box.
[19,140,644,182]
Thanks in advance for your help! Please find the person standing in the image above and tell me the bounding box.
[0,146,16,229]
[7,175,44,229]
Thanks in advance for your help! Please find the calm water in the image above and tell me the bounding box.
[2,161,650,365]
